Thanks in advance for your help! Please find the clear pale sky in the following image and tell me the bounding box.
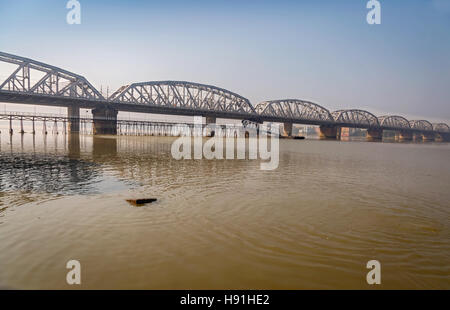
[0,0,449,123]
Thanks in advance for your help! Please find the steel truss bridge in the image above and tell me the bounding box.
[0,51,448,140]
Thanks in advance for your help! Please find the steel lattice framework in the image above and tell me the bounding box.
[378,115,411,130]
[432,123,450,133]
[332,109,380,128]
[409,120,433,131]
[108,81,256,114]
[0,51,103,100]
[254,99,333,122]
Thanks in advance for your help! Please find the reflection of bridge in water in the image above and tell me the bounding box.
[0,51,449,142]
[0,134,266,205]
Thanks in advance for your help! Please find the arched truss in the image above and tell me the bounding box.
[409,120,433,131]
[378,115,411,130]
[254,99,333,122]
[332,109,380,128]
[108,81,256,114]
[0,51,103,100]
[432,123,450,133]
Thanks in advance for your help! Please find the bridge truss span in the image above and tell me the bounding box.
[332,109,380,128]
[0,51,103,101]
[432,123,450,133]
[108,81,256,115]
[378,115,411,130]
[409,120,433,132]
[254,99,334,124]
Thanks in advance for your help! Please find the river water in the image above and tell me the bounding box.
[0,132,449,289]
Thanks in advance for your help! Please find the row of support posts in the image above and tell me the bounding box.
[5,106,449,142]
[8,116,26,134]
[6,117,64,135]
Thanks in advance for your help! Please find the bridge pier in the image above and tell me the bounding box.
[205,116,216,124]
[282,122,293,137]
[398,131,413,141]
[434,133,450,142]
[92,108,118,135]
[366,128,383,142]
[205,116,216,137]
[435,133,444,142]
[413,133,423,142]
[68,106,80,133]
[394,132,400,142]
[319,125,340,140]
[422,132,435,142]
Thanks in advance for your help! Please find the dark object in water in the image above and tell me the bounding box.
[126,198,157,206]
[279,135,306,139]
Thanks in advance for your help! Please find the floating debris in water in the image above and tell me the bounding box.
[126,198,157,206]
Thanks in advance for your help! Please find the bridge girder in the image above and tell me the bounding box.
[332,109,380,128]
[378,115,411,130]
[254,99,333,123]
[0,51,103,101]
[409,120,433,131]
[108,81,256,115]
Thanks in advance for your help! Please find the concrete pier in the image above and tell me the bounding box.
[367,128,383,141]
[434,133,450,142]
[422,133,435,142]
[68,106,80,133]
[399,131,413,141]
[319,125,339,139]
[205,116,216,136]
[92,108,118,135]
[282,122,293,137]
[205,116,216,124]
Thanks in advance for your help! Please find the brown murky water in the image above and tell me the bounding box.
[0,132,449,289]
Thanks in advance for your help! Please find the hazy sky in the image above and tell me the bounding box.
[0,0,449,122]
